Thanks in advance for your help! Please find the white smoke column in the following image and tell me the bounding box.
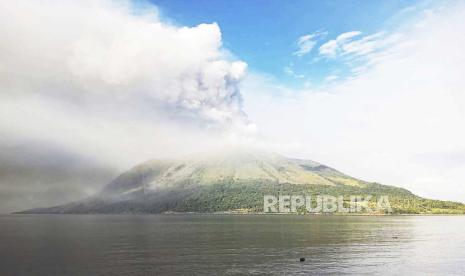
[0,0,249,127]
[0,0,255,212]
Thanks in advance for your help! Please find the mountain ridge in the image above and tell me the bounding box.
[17,150,465,214]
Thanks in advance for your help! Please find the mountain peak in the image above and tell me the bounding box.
[98,150,350,201]
[19,150,464,215]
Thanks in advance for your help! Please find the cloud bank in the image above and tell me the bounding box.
[242,3,465,203]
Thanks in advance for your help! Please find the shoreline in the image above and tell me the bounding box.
[8,211,465,216]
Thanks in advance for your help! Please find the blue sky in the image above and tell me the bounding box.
[149,0,429,87]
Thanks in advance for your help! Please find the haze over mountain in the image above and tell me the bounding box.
[2,1,465,213]
[19,150,465,214]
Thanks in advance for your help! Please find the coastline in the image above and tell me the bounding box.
[9,211,465,216]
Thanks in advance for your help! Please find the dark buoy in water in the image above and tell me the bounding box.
[300,257,305,262]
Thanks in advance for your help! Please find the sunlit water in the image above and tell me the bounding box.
[1,214,465,275]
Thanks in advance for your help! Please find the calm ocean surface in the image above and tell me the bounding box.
[1,214,465,275]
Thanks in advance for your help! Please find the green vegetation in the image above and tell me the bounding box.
[18,151,465,215]
[172,180,465,214]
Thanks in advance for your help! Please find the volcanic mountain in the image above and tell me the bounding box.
[18,150,465,214]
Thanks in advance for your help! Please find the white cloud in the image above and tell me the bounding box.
[293,32,325,57]
[318,30,401,63]
[318,40,339,57]
[319,31,362,57]
[336,31,362,41]
[243,3,465,203]
[319,30,403,80]
[341,32,385,56]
